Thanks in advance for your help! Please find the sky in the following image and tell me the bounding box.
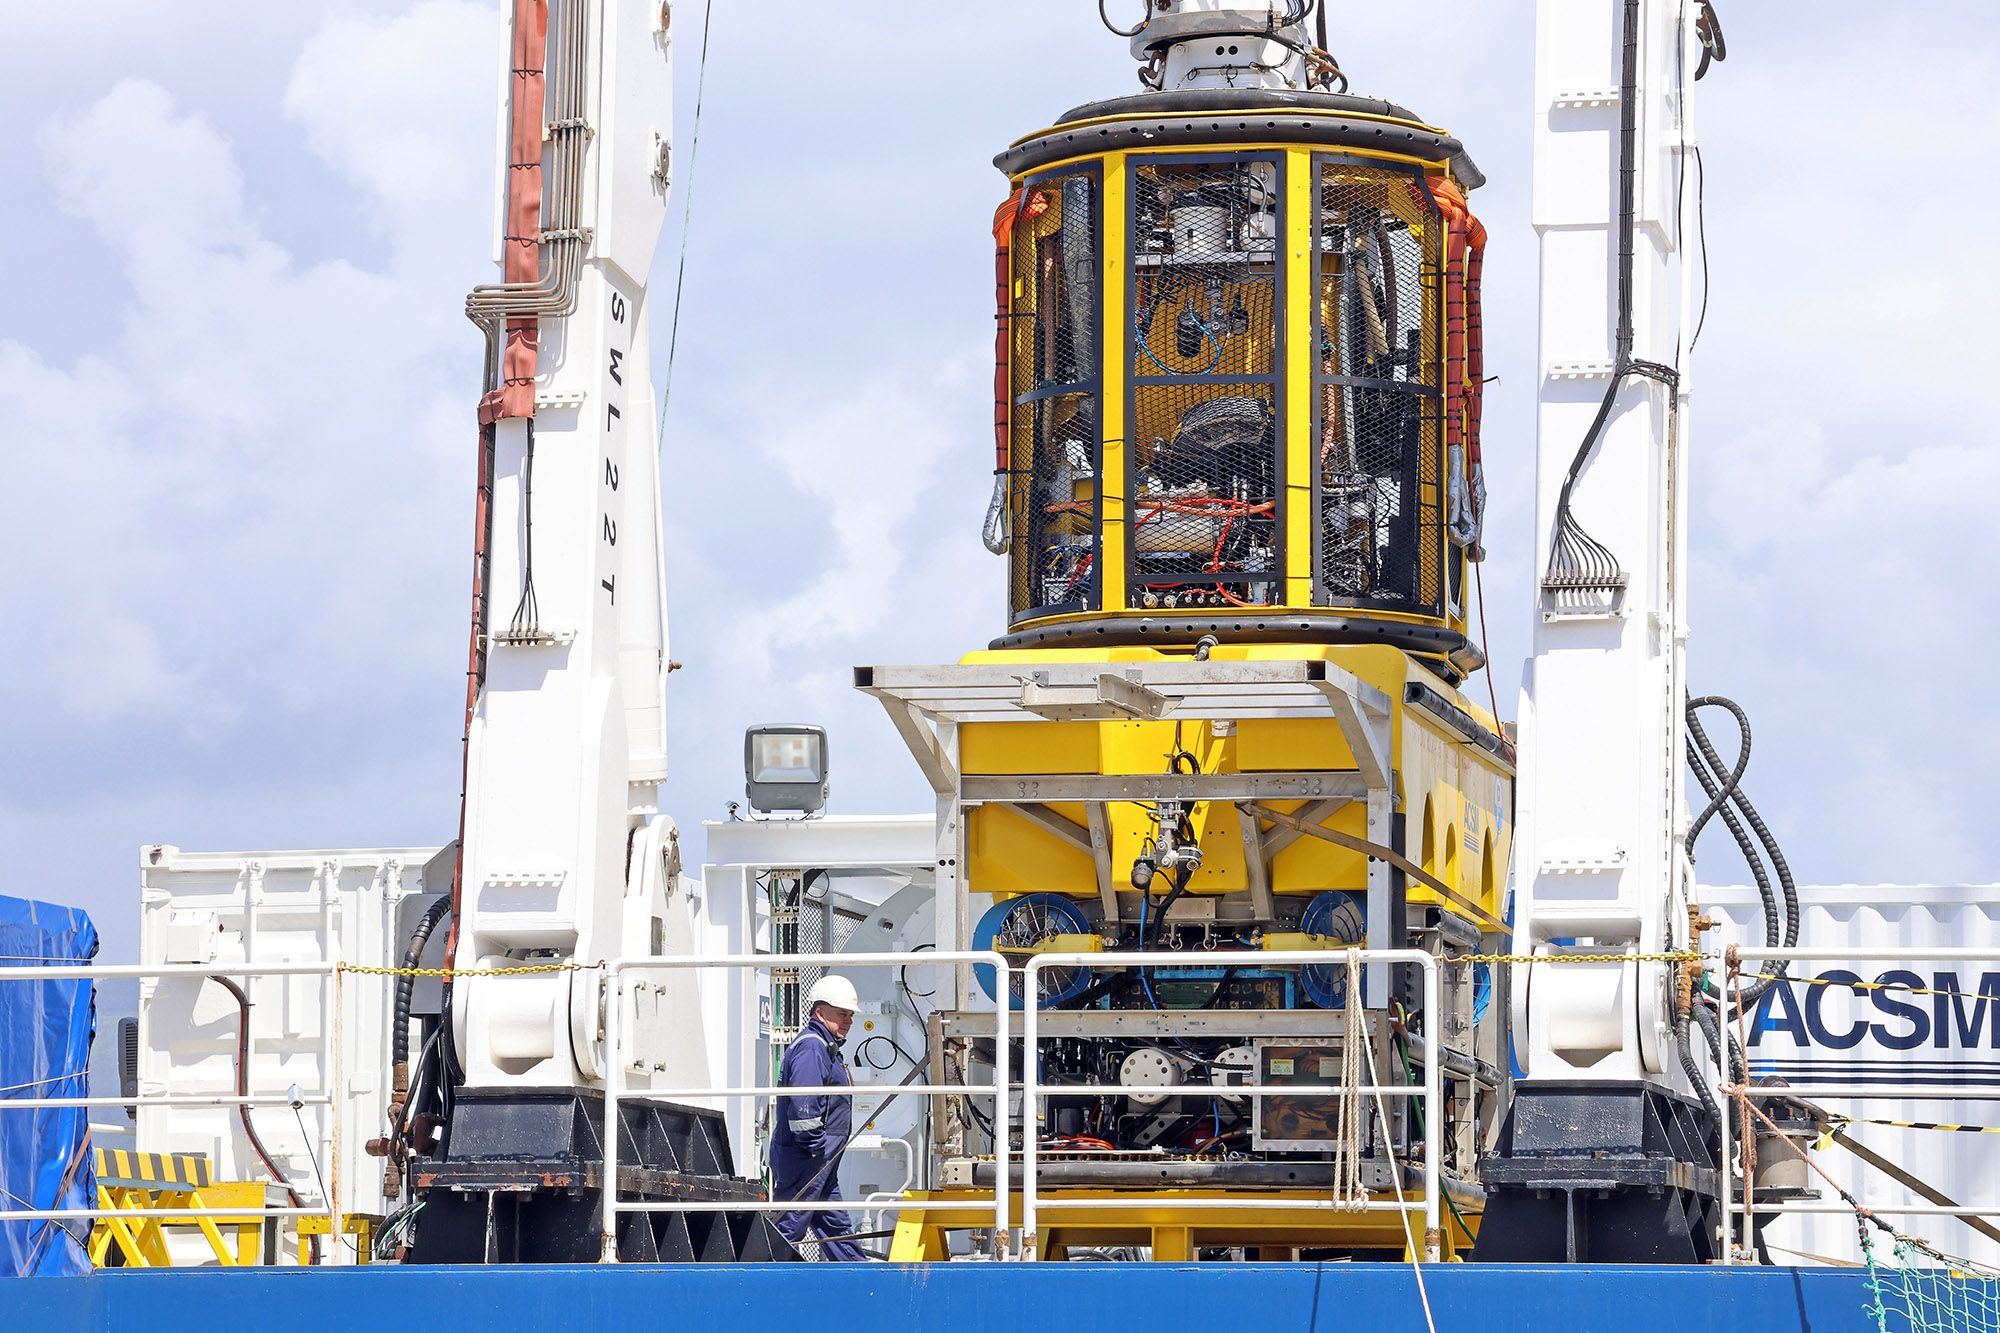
[2,2,1996,962]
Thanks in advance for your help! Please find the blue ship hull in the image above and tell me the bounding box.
[12,1263,1894,1332]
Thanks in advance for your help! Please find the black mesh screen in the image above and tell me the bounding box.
[1312,161,1444,614]
[1008,173,1100,621]
[1128,156,1283,610]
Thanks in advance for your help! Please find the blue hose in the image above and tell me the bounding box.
[1137,894,1161,1008]
[1134,305,1223,376]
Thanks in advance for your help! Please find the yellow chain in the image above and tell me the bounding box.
[1444,951,1705,966]
[337,961,600,978]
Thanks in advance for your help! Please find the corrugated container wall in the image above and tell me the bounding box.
[136,846,450,1264]
[1702,883,2000,1267]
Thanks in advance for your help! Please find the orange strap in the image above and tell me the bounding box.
[479,0,550,425]
[992,190,1052,472]
[1431,179,1487,474]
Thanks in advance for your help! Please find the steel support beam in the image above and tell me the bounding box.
[877,697,955,794]
[1085,803,1119,924]
[964,773,1367,805]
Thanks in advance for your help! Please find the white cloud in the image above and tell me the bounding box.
[283,0,499,264]
[722,354,983,679]
[38,81,255,260]
[1,35,491,954]
[1690,407,2000,882]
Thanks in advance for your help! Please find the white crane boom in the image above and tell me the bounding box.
[1515,0,1698,1084]
[1476,0,1725,1266]
[448,0,701,1096]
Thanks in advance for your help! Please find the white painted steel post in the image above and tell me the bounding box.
[0,962,343,1250]
[1738,946,2000,963]
[992,959,1011,1257]
[1717,973,1735,1264]
[328,959,345,1259]
[594,951,1008,1255]
[1019,949,1439,1255]
[0,962,341,981]
[1022,960,1041,1260]
[1,1094,335,1110]
[601,962,623,1263]
[1421,954,1441,1260]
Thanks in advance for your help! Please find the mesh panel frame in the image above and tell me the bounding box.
[1008,169,1102,623]
[1311,157,1446,616]
[1127,153,1286,610]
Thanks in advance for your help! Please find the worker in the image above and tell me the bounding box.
[771,974,868,1261]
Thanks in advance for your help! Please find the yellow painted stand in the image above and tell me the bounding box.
[86,1148,378,1267]
[88,1148,271,1268]
[888,1190,1475,1263]
[297,1213,375,1264]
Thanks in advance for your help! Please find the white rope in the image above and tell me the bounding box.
[1331,951,1367,1209]
[1345,952,1438,1333]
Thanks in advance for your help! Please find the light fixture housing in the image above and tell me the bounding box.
[743,724,829,817]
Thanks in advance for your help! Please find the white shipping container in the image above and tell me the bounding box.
[135,844,451,1264]
[1701,882,2000,1267]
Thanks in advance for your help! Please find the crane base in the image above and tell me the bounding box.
[1471,1080,1720,1264]
[408,1087,795,1263]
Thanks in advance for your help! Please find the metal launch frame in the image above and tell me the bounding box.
[858,657,1401,1005]
[859,656,1498,1255]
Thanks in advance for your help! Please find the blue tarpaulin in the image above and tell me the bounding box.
[0,895,97,1277]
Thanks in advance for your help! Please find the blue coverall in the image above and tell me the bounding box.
[771,1013,867,1261]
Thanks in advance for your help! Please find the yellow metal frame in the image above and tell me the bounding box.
[1282,146,1315,606]
[996,932,1106,958]
[297,1213,376,1264]
[889,1189,1478,1262]
[959,641,1513,926]
[1100,152,1130,613]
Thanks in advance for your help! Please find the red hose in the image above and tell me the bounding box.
[207,976,319,1265]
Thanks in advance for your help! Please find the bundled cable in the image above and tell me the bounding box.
[1686,693,1797,1006]
[1680,691,1794,1159]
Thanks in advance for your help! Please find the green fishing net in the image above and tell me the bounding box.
[1862,1223,2000,1333]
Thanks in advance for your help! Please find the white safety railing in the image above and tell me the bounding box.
[1717,946,2000,1266]
[601,951,1010,1262]
[1,951,1463,1266]
[1020,949,1443,1261]
[0,961,344,1248]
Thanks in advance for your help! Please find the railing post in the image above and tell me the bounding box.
[987,950,1012,1258]
[1717,965,1735,1265]
[601,961,623,1264]
[328,960,344,1262]
[1021,955,1041,1260]
[1421,953,1441,1261]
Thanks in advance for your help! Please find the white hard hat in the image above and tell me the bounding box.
[807,974,859,1014]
